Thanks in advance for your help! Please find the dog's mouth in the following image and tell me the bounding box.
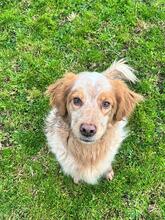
[79,137,95,144]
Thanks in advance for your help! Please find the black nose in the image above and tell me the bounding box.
[80,123,97,137]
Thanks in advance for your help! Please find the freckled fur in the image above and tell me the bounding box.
[45,60,143,184]
[45,109,127,184]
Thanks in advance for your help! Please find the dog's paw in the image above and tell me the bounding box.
[106,169,114,181]
[73,177,80,184]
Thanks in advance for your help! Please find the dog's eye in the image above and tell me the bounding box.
[102,101,110,109]
[73,97,83,106]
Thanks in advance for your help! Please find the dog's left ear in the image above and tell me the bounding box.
[104,59,143,121]
[46,73,77,117]
[112,80,143,121]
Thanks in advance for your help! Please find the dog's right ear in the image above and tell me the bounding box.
[46,73,77,117]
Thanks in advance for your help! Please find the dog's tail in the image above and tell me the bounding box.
[103,59,138,83]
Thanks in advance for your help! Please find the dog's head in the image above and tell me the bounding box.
[46,60,143,143]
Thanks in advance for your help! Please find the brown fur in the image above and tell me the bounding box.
[46,73,77,116]
[64,80,143,169]
[45,62,144,184]
[67,132,108,168]
[67,124,115,168]
[97,91,117,116]
[111,80,143,121]
[67,89,85,111]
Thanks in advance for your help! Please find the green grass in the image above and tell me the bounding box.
[0,0,165,219]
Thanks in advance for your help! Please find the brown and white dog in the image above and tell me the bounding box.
[45,59,143,184]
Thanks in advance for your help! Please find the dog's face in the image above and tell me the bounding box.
[66,73,116,143]
[47,62,143,144]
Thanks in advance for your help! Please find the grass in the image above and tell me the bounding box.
[0,0,164,219]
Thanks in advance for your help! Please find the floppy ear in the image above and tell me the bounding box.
[113,80,143,121]
[46,73,77,116]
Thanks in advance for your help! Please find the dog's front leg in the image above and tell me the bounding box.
[106,167,114,181]
[73,177,80,184]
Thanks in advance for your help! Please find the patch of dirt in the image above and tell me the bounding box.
[157,71,165,94]
[1,138,13,148]
[134,20,153,34]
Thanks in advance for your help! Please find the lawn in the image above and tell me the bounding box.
[0,0,164,219]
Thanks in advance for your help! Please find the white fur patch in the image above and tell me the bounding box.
[72,72,111,92]
[45,109,128,184]
[45,59,140,184]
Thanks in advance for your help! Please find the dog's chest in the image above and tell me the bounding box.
[46,109,127,183]
[67,135,109,168]
[63,136,117,184]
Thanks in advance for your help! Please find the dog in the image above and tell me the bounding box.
[45,59,143,184]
